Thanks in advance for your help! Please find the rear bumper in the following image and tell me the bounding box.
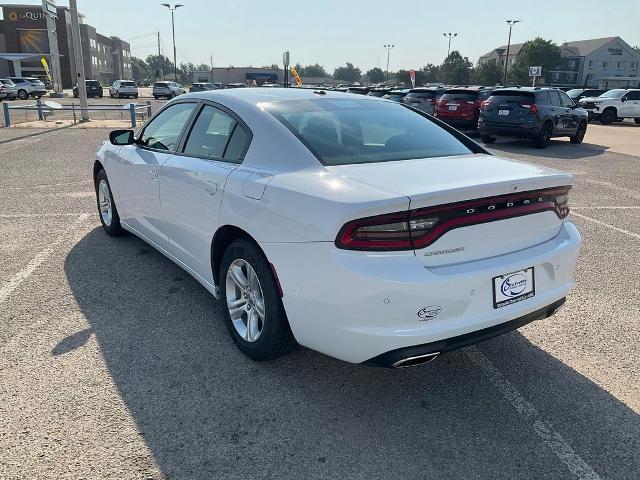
[262,220,581,364]
[436,115,478,128]
[478,121,539,138]
[364,298,565,367]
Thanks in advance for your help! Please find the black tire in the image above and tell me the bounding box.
[634,118,640,125]
[600,109,616,125]
[109,91,114,98]
[73,92,78,98]
[480,134,496,144]
[153,95,159,100]
[220,239,296,361]
[99,93,103,98]
[533,122,553,149]
[95,169,125,236]
[570,121,587,144]
[18,89,29,100]
[134,94,139,99]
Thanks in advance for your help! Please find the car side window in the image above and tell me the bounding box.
[183,104,245,160]
[625,91,640,100]
[139,102,197,152]
[549,91,563,107]
[559,92,574,107]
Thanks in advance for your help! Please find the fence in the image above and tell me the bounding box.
[2,100,153,128]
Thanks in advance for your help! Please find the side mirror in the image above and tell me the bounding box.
[620,97,626,102]
[109,129,135,146]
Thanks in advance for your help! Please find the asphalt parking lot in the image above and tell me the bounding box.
[0,124,639,479]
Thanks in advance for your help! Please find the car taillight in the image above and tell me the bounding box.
[480,100,492,110]
[521,103,539,114]
[430,98,437,105]
[336,187,571,251]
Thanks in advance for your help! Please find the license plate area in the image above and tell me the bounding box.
[498,109,510,116]
[492,267,535,309]
[448,104,458,111]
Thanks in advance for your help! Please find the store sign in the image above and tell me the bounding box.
[6,10,48,22]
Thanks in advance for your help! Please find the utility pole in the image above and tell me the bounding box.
[157,31,161,57]
[384,44,394,83]
[442,33,457,85]
[503,20,521,86]
[210,54,213,82]
[161,4,183,82]
[69,0,88,121]
[42,0,63,95]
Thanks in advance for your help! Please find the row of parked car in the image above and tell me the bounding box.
[338,84,639,148]
[0,77,46,100]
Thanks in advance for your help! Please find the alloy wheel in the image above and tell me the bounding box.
[225,259,265,343]
[97,179,113,226]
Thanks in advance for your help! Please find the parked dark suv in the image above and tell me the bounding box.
[73,80,103,98]
[401,87,445,115]
[478,87,589,148]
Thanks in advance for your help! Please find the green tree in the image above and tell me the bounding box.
[302,63,328,77]
[422,64,441,84]
[131,57,151,83]
[333,62,362,83]
[441,51,473,85]
[508,37,562,85]
[366,67,385,84]
[146,55,175,79]
[471,60,504,86]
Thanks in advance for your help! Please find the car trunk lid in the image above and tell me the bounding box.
[328,154,571,266]
[482,91,537,125]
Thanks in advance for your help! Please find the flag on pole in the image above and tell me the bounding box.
[41,57,52,83]
[409,68,416,88]
[290,66,302,87]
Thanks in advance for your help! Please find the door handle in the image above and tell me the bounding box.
[204,180,218,196]
[151,170,158,183]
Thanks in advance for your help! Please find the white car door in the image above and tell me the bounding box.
[622,90,640,117]
[111,101,199,248]
[160,102,251,282]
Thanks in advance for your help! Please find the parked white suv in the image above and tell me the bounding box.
[152,81,185,99]
[109,80,138,99]
[8,77,46,99]
[579,88,640,124]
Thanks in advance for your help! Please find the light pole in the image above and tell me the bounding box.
[161,3,183,82]
[442,33,457,84]
[503,20,521,86]
[384,44,394,83]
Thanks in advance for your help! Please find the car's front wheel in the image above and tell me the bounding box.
[17,89,29,99]
[570,121,587,144]
[95,169,124,236]
[600,109,616,125]
[220,239,296,361]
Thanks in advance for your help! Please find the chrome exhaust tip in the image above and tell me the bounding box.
[392,352,440,368]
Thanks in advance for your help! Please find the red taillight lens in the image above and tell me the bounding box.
[430,98,437,105]
[480,100,492,110]
[521,103,539,114]
[336,187,571,251]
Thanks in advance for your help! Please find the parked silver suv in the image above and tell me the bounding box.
[109,80,139,99]
[0,78,18,100]
[152,81,185,99]
[8,77,46,99]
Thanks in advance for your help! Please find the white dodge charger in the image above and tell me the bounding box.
[94,88,581,367]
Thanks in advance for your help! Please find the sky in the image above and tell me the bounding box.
[4,0,640,72]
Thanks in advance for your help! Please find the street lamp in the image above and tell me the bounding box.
[443,33,457,84]
[384,44,394,83]
[503,20,521,86]
[161,3,184,82]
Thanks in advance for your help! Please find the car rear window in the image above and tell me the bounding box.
[28,79,43,84]
[265,98,474,166]
[488,91,536,102]
[406,91,437,99]
[121,81,135,87]
[440,90,479,101]
[87,81,100,86]
[154,82,169,87]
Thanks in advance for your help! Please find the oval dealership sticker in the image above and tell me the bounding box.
[501,273,528,297]
[418,306,442,321]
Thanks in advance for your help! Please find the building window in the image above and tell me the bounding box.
[602,61,608,69]
[617,61,622,69]
[552,72,560,81]
[567,73,575,81]
[586,74,593,82]
[588,60,593,68]
[568,60,576,69]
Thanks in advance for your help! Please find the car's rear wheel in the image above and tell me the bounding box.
[17,89,28,100]
[220,239,296,361]
[600,109,616,125]
[570,121,587,144]
[95,169,124,236]
[634,118,640,125]
[480,134,496,144]
[153,95,159,100]
[533,122,552,149]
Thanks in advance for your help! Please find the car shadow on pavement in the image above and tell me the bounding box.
[64,228,640,480]
[487,139,609,160]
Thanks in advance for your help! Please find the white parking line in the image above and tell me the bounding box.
[0,213,91,304]
[572,212,640,240]
[0,213,92,218]
[466,346,602,480]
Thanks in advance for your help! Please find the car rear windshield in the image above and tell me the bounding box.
[87,81,100,86]
[406,91,437,99]
[488,91,536,102]
[566,89,583,98]
[121,81,135,86]
[154,82,169,87]
[599,89,625,98]
[28,79,43,84]
[265,98,474,166]
[440,90,479,101]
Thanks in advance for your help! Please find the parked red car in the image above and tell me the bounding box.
[434,87,493,129]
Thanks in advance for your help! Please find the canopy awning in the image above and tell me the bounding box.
[0,53,52,61]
